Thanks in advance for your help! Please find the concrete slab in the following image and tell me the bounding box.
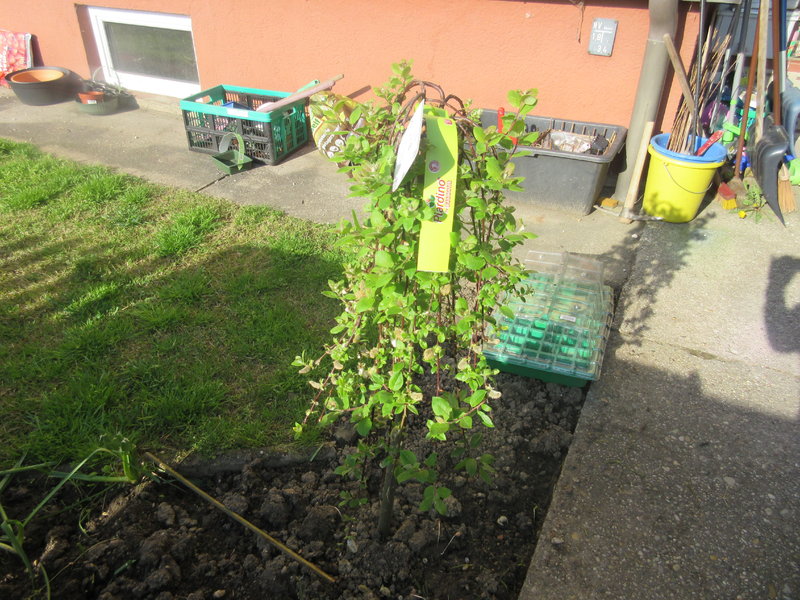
[520,197,800,599]
[617,206,800,376]
[521,334,800,600]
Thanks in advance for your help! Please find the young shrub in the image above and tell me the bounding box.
[294,61,540,537]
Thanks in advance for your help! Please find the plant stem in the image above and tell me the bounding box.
[378,427,402,539]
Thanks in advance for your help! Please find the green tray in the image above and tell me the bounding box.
[211,132,253,175]
[483,271,614,386]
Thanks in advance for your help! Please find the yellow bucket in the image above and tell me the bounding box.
[642,133,726,223]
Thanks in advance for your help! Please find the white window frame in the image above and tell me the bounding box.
[87,7,200,98]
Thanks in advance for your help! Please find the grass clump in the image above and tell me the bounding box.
[0,138,344,468]
[155,204,223,256]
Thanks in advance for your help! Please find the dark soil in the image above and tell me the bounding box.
[1,374,586,600]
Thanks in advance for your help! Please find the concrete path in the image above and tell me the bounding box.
[1,89,798,599]
[521,215,800,599]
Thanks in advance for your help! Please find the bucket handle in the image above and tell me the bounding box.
[218,131,248,167]
[660,161,716,195]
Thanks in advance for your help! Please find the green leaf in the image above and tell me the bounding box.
[486,157,502,180]
[464,458,478,476]
[399,450,417,466]
[433,495,446,515]
[455,317,474,335]
[507,90,522,108]
[373,390,393,404]
[481,265,499,279]
[349,105,363,126]
[458,415,473,429]
[388,370,404,391]
[420,485,435,511]
[375,250,394,268]
[431,396,451,419]
[499,305,515,319]
[466,389,487,407]
[428,421,450,436]
[473,126,486,144]
[377,193,392,210]
[397,468,420,483]
[477,411,494,428]
[355,417,372,437]
[355,295,375,312]
[368,272,393,288]
[460,253,485,270]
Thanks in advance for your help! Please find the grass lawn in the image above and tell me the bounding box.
[0,138,343,468]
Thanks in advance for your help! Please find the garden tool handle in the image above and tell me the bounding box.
[771,0,782,125]
[255,74,344,113]
[735,16,761,176]
[663,34,696,115]
[695,130,723,156]
[619,120,655,224]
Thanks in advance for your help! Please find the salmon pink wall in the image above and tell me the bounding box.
[1,0,699,130]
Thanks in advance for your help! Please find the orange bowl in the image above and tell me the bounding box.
[7,67,77,106]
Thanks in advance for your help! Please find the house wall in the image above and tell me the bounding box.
[1,0,699,131]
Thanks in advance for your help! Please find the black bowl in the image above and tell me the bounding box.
[7,66,82,106]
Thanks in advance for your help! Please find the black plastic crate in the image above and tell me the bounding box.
[180,84,308,166]
[480,110,627,214]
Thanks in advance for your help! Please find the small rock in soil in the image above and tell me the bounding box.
[139,530,172,568]
[297,505,340,540]
[221,492,248,514]
[156,502,176,526]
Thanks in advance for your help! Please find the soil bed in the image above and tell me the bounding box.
[1,373,586,600]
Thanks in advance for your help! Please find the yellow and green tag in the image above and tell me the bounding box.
[416,108,459,273]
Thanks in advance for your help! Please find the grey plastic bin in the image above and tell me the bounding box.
[480,110,627,215]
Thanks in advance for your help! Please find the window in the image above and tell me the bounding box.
[87,7,200,98]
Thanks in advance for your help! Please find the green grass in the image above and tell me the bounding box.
[0,139,343,467]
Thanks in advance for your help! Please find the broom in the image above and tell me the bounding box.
[729,17,762,208]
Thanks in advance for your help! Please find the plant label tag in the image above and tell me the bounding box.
[417,108,458,273]
[392,100,425,192]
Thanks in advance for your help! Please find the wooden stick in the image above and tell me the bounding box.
[772,0,782,126]
[735,16,761,177]
[619,120,655,224]
[664,34,696,115]
[145,452,336,584]
[255,74,344,114]
[755,0,770,140]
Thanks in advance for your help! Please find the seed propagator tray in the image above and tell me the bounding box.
[483,252,614,387]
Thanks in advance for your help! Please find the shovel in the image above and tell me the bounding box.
[748,0,789,225]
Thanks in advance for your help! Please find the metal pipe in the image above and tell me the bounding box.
[613,0,679,203]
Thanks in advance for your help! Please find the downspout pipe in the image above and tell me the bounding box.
[613,0,679,203]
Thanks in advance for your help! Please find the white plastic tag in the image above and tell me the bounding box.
[392,100,425,192]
